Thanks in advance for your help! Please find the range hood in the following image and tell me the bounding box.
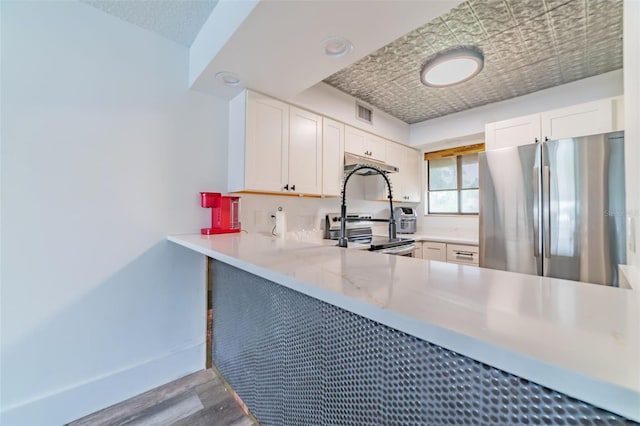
[344,152,399,176]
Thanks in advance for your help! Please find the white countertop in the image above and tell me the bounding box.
[168,233,639,421]
[395,232,479,245]
[370,225,479,245]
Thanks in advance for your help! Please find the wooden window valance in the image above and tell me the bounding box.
[423,143,485,161]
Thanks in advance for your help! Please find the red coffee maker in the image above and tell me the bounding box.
[200,192,241,235]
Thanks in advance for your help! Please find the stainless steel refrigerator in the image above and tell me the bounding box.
[479,131,626,286]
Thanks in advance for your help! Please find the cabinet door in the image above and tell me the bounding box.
[289,107,322,195]
[401,145,422,202]
[422,242,447,261]
[345,126,387,162]
[485,113,541,150]
[245,93,289,192]
[446,244,479,265]
[363,142,421,202]
[365,134,386,162]
[345,125,367,157]
[414,242,423,259]
[541,98,613,140]
[363,141,401,201]
[385,142,404,201]
[322,118,345,197]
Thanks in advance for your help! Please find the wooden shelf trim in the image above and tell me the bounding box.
[424,143,485,161]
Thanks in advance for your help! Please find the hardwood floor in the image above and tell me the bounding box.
[67,369,258,426]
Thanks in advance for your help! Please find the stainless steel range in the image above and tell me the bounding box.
[324,213,416,257]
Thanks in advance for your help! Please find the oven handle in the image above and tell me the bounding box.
[375,243,416,256]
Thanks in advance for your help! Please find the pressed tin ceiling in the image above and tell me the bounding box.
[323,0,623,124]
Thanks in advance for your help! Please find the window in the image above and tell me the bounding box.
[426,152,479,214]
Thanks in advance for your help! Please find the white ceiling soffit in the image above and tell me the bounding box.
[189,0,462,101]
[324,0,624,124]
[82,0,219,47]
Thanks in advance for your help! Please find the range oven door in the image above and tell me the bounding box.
[373,243,416,257]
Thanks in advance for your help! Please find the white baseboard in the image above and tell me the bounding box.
[0,343,205,426]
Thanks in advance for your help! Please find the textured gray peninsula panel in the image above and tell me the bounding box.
[211,261,636,426]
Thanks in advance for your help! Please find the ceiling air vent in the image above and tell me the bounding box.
[356,102,373,125]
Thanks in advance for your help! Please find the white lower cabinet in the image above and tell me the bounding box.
[418,241,478,266]
[421,241,447,262]
[446,244,479,265]
[413,243,423,259]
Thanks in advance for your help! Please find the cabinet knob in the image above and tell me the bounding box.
[283,184,289,191]
[545,136,549,142]
[291,184,296,191]
[534,138,539,143]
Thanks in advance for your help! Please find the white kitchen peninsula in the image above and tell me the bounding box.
[168,233,639,424]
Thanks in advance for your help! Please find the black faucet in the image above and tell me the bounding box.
[338,164,396,248]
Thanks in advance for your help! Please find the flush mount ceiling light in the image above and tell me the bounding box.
[215,71,241,87]
[321,36,353,58]
[420,46,484,88]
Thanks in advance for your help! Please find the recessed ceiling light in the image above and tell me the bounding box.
[420,46,484,88]
[321,36,353,58]
[215,71,241,87]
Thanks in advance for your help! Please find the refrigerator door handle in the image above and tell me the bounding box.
[533,167,540,258]
[542,165,551,259]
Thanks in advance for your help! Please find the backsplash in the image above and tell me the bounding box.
[237,177,410,234]
[421,214,479,240]
[235,177,478,241]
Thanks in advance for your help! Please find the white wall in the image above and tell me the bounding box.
[624,0,640,269]
[410,70,624,148]
[0,2,225,424]
[288,82,410,145]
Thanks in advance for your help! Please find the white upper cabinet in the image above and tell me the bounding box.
[345,126,386,162]
[229,90,341,197]
[485,113,541,151]
[244,92,290,193]
[365,142,421,203]
[485,96,624,151]
[289,106,323,195]
[322,118,345,197]
[540,97,617,141]
[402,144,422,202]
[231,90,427,198]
